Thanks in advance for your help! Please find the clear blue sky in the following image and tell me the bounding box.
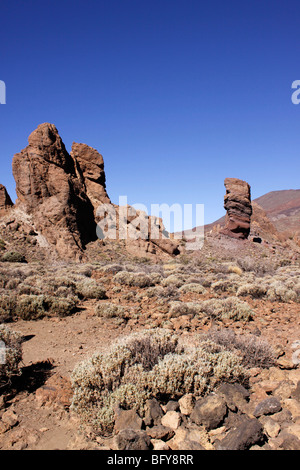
[1,0,300,230]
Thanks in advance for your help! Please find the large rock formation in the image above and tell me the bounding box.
[12,123,96,259]
[220,178,252,239]
[71,143,111,210]
[11,123,180,260]
[0,185,13,217]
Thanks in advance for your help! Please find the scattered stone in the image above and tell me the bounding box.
[216,416,264,450]
[190,393,227,430]
[114,409,143,434]
[35,374,73,408]
[151,439,170,450]
[259,416,281,438]
[253,397,282,417]
[161,411,181,430]
[0,396,5,410]
[273,380,295,400]
[283,398,300,420]
[164,400,180,412]
[277,357,296,370]
[279,433,300,450]
[217,383,249,412]
[115,429,151,450]
[178,394,194,415]
[1,409,19,428]
[143,398,164,427]
[146,425,175,441]
[0,421,11,434]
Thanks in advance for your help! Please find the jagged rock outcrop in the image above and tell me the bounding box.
[71,143,110,211]
[12,123,96,259]
[220,178,252,239]
[0,185,13,217]
[11,123,180,260]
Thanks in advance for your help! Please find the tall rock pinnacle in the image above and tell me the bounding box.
[220,177,252,239]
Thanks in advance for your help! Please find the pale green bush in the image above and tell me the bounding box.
[161,274,185,288]
[71,329,247,434]
[179,283,207,295]
[76,279,106,300]
[211,280,239,294]
[200,297,254,321]
[95,303,127,318]
[236,283,267,299]
[113,271,156,288]
[205,329,276,368]
[0,325,22,386]
[168,301,203,318]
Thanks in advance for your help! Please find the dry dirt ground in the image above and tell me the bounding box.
[0,235,299,450]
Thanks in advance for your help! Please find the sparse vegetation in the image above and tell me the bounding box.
[0,325,22,387]
[95,302,127,318]
[71,329,247,434]
[204,328,276,369]
[1,251,26,263]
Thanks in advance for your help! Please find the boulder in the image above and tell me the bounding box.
[253,397,282,418]
[115,429,151,450]
[114,409,143,434]
[143,398,164,426]
[190,393,227,430]
[215,416,264,450]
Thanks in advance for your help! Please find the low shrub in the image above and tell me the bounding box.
[168,301,203,318]
[205,328,276,368]
[71,329,247,434]
[236,283,267,299]
[0,294,17,322]
[0,325,22,387]
[0,293,78,322]
[266,282,298,303]
[113,271,156,288]
[211,280,239,294]
[179,283,207,295]
[228,265,243,276]
[161,275,185,288]
[200,297,254,322]
[1,251,26,263]
[95,303,127,318]
[146,286,180,300]
[76,279,106,300]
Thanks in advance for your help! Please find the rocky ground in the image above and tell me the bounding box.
[0,233,299,451]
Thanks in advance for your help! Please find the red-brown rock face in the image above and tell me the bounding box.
[71,143,111,210]
[11,123,180,260]
[12,123,96,259]
[0,185,13,217]
[220,178,252,239]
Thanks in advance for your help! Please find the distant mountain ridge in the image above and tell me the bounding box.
[254,190,300,235]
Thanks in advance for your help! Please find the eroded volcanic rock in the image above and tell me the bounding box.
[71,143,111,211]
[220,178,252,239]
[11,123,180,260]
[0,185,13,217]
[12,123,96,259]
